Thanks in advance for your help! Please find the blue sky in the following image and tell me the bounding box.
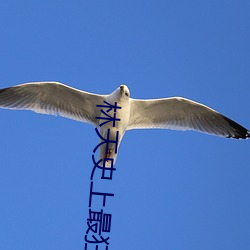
[0,1,249,249]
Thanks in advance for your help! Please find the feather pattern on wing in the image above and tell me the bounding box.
[128,97,249,139]
[0,82,106,126]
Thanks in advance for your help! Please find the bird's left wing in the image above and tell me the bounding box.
[0,82,106,126]
[128,97,249,139]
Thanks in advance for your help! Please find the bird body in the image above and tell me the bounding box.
[98,85,131,165]
[0,82,249,166]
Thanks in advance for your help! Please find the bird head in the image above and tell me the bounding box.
[119,84,130,99]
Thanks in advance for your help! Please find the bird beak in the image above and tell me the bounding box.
[120,85,125,93]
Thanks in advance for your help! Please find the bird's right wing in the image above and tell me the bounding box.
[0,82,107,126]
[128,97,249,139]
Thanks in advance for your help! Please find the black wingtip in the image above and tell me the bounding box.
[222,115,250,139]
[247,131,250,138]
[0,88,8,94]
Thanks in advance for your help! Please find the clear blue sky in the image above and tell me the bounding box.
[0,1,249,250]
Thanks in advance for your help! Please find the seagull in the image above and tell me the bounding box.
[0,82,249,166]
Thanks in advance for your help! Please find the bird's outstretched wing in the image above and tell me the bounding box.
[128,97,249,139]
[0,82,106,126]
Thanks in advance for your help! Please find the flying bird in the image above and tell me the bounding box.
[0,82,249,166]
